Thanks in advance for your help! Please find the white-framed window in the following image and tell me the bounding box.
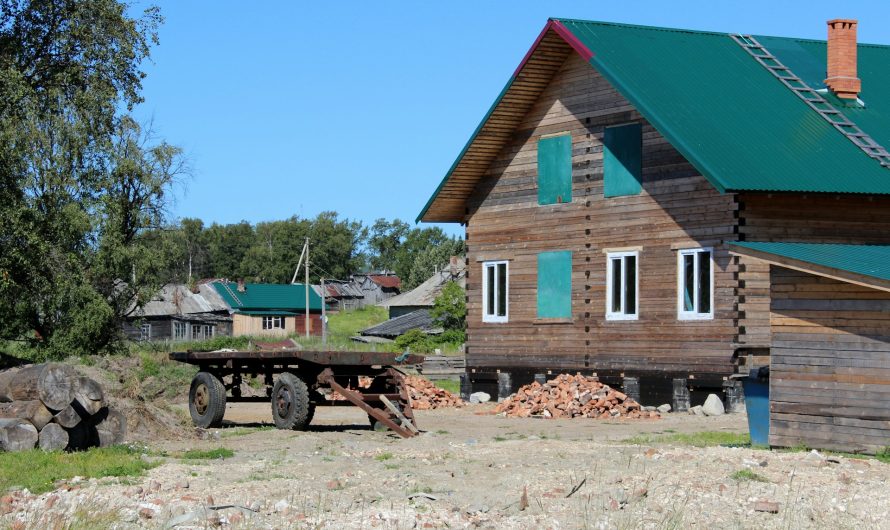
[202,325,215,338]
[173,321,188,340]
[191,324,202,340]
[139,323,151,341]
[482,261,508,323]
[678,248,713,320]
[606,251,639,320]
[262,316,285,330]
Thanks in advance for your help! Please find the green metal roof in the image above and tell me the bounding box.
[729,242,890,284]
[212,282,323,312]
[418,19,890,222]
[234,310,299,316]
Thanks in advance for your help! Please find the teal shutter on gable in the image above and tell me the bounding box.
[537,135,572,205]
[604,123,642,197]
[537,251,572,318]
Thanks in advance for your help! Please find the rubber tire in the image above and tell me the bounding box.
[189,372,227,428]
[271,373,313,430]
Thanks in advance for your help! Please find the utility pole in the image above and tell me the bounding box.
[321,277,327,346]
[304,238,310,338]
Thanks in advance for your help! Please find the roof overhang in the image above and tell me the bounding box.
[729,242,890,293]
[417,19,589,223]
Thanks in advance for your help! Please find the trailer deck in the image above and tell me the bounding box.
[169,349,424,438]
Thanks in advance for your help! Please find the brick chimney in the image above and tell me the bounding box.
[825,19,861,100]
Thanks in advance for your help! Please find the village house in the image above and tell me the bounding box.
[351,273,401,305]
[124,282,232,342]
[211,280,324,337]
[418,18,890,452]
[380,257,466,319]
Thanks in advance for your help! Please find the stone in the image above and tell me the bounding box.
[690,405,705,416]
[702,394,725,416]
[753,500,780,513]
[469,392,491,404]
[274,499,290,513]
[657,404,672,413]
[326,479,343,490]
[138,507,155,519]
[176,479,189,489]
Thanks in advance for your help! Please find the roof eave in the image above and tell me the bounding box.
[728,243,890,293]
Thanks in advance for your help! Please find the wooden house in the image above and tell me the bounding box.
[351,273,401,305]
[417,16,890,444]
[124,282,232,342]
[380,258,466,319]
[212,280,324,337]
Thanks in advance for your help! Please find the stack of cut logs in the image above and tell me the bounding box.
[0,363,125,452]
[494,374,659,419]
[404,376,463,410]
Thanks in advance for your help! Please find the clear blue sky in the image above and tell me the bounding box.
[134,1,889,237]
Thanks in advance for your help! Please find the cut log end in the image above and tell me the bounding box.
[0,418,38,452]
[38,423,69,452]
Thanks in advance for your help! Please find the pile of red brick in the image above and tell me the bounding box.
[404,376,464,410]
[494,374,659,419]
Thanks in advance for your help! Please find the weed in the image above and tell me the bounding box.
[493,436,507,442]
[730,469,769,482]
[375,452,394,461]
[178,448,234,460]
[433,379,460,394]
[435,430,450,435]
[623,431,750,448]
[0,445,157,495]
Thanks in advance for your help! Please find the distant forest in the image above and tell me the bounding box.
[151,214,464,291]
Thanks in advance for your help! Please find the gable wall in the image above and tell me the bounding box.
[464,53,739,382]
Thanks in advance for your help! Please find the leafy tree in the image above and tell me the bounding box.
[367,218,408,272]
[0,1,176,358]
[405,237,465,289]
[430,281,466,333]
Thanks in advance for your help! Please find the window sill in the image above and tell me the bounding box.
[605,316,639,322]
[533,318,574,325]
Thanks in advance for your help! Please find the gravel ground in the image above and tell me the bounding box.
[2,403,889,529]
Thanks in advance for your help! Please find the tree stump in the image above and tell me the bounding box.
[38,423,69,452]
[0,400,53,430]
[0,418,38,452]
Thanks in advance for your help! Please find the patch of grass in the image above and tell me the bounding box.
[0,445,157,495]
[876,446,890,464]
[178,447,234,460]
[493,436,507,442]
[435,430,449,435]
[220,426,274,438]
[433,379,460,394]
[730,468,769,482]
[384,463,399,470]
[375,452,394,461]
[624,430,751,448]
[327,306,389,336]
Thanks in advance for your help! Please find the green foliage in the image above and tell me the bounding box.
[431,282,466,333]
[366,219,465,290]
[0,1,183,359]
[877,446,890,464]
[729,469,769,482]
[394,328,435,352]
[624,431,751,448]
[0,445,157,495]
[433,379,460,394]
[326,306,388,338]
[178,448,234,460]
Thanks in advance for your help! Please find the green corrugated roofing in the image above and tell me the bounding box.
[556,19,890,194]
[212,282,323,312]
[234,310,299,316]
[729,242,890,283]
[418,19,890,222]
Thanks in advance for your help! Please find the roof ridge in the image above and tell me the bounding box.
[555,18,890,49]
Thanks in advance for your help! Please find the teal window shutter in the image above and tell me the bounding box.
[537,251,572,318]
[604,124,642,197]
[537,135,572,205]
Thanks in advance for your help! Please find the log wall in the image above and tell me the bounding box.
[464,53,738,384]
[769,267,890,454]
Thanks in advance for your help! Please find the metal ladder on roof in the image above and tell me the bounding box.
[731,33,890,168]
[220,281,242,307]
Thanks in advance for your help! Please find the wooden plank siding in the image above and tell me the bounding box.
[232,314,322,337]
[464,53,739,383]
[769,267,890,454]
[737,193,890,353]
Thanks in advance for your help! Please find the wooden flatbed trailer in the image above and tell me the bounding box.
[169,349,424,438]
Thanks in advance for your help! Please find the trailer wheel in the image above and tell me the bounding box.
[189,372,226,428]
[271,373,314,430]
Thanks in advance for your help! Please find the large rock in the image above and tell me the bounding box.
[702,394,725,416]
[469,392,491,404]
[656,404,672,414]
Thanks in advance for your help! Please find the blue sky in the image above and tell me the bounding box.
[134,1,889,236]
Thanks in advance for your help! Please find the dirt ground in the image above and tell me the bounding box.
[4,402,890,529]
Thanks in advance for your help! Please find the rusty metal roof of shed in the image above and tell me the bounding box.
[136,283,230,318]
[418,19,890,223]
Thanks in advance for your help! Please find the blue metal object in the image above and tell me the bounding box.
[742,367,770,446]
